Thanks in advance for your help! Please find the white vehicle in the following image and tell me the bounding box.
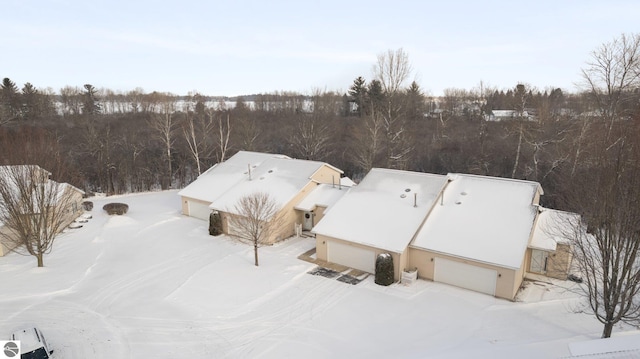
[10,327,53,359]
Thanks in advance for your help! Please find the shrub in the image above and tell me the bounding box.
[103,203,129,215]
[209,211,223,236]
[82,201,94,211]
[375,253,394,286]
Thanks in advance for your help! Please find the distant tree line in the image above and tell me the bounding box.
[0,41,638,211]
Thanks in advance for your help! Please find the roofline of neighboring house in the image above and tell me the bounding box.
[447,172,544,196]
[0,164,52,177]
[527,205,578,249]
[61,182,85,196]
[208,178,315,214]
[314,162,344,175]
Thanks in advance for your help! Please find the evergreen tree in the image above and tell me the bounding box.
[82,84,101,115]
[348,76,367,116]
[21,82,39,121]
[406,81,425,121]
[1,77,20,124]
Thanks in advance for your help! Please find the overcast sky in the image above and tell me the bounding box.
[2,0,639,97]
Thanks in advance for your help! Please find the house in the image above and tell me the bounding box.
[313,169,573,300]
[486,109,534,121]
[178,151,345,244]
[527,207,577,280]
[312,169,449,277]
[409,174,543,300]
[0,165,85,256]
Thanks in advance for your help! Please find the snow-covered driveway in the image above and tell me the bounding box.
[0,191,618,358]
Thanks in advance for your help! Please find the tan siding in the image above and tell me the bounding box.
[546,243,572,280]
[310,165,342,185]
[270,181,320,243]
[408,247,521,300]
[314,206,327,225]
[218,182,320,244]
[0,187,84,257]
[316,235,406,281]
[0,226,14,256]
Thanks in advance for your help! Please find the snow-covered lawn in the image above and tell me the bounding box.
[0,191,629,358]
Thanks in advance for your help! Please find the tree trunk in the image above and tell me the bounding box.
[254,242,259,266]
[512,123,523,178]
[602,322,614,338]
[37,253,44,267]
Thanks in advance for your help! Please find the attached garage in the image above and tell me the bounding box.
[186,200,212,221]
[434,258,497,296]
[327,240,375,273]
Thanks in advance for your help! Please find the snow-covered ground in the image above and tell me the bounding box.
[0,191,632,358]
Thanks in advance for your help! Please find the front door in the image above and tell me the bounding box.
[303,212,314,231]
[530,249,548,274]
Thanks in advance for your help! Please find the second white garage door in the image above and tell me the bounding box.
[434,258,497,296]
[327,241,375,273]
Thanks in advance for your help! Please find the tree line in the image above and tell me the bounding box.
[0,49,637,210]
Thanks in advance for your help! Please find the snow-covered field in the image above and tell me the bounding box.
[0,191,630,358]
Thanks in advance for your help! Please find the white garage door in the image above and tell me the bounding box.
[188,201,212,221]
[327,241,375,273]
[434,258,497,296]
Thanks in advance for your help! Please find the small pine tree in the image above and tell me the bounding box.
[209,211,223,236]
[375,253,394,286]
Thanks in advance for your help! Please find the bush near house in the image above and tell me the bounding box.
[103,203,129,215]
[209,211,223,236]
[375,253,394,286]
[82,201,93,211]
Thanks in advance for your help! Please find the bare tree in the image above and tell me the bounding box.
[236,116,259,151]
[581,33,640,139]
[292,91,334,160]
[510,83,534,178]
[59,86,82,117]
[182,94,215,176]
[0,128,80,266]
[226,192,284,266]
[373,48,414,169]
[292,117,332,160]
[148,93,177,189]
[352,106,383,174]
[0,165,82,267]
[560,133,640,338]
[215,113,231,163]
[373,48,412,94]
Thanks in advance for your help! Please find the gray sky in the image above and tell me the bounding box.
[2,0,639,96]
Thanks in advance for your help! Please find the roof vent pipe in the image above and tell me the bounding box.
[414,193,418,208]
[332,175,335,188]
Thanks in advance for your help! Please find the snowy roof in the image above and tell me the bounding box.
[568,333,640,358]
[312,168,448,253]
[411,174,541,269]
[340,177,356,187]
[294,183,350,212]
[529,208,578,251]
[178,151,289,203]
[179,151,338,216]
[0,165,51,177]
